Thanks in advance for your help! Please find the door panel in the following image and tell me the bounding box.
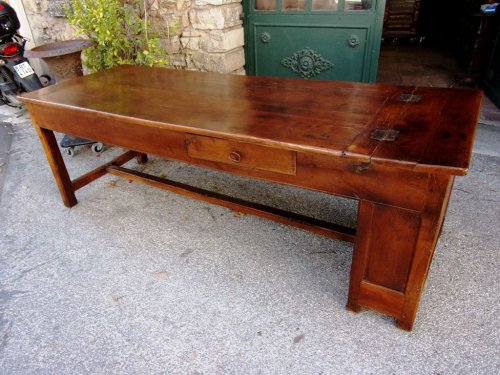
[254,25,369,81]
[244,0,386,83]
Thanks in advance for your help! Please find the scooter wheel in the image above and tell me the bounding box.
[40,74,52,87]
[64,147,75,157]
[91,143,104,153]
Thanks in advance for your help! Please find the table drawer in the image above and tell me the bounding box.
[186,134,296,175]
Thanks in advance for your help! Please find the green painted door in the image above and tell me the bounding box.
[244,0,386,82]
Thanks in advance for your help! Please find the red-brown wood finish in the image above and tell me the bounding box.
[20,66,482,330]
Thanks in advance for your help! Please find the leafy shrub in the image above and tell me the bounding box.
[66,0,169,72]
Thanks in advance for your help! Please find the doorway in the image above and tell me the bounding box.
[377,0,499,91]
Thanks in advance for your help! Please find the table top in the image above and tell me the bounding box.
[21,65,483,175]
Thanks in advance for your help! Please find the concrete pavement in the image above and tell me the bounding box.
[0,102,499,374]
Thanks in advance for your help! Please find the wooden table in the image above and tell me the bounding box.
[20,66,482,330]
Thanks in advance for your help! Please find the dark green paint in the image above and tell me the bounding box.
[244,0,386,82]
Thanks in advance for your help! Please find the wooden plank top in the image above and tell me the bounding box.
[20,65,482,175]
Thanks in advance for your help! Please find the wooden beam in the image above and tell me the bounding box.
[71,151,137,191]
[106,165,356,243]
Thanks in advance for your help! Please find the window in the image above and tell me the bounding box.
[312,0,338,11]
[255,0,276,10]
[345,0,372,10]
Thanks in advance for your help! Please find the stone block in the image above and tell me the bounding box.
[177,0,192,11]
[200,27,244,53]
[189,47,245,73]
[181,36,201,50]
[181,30,201,50]
[169,54,187,67]
[189,4,243,30]
[157,1,179,13]
[181,13,191,28]
[48,0,71,17]
[150,0,160,11]
[232,67,246,75]
[182,29,202,37]
[166,36,181,55]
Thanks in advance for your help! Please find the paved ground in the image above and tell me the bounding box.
[0,101,499,374]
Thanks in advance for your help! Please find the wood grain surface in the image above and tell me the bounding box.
[21,65,482,175]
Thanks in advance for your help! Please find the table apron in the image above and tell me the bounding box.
[28,103,431,212]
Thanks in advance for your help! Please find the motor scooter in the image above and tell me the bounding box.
[0,2,103,156]
[0,1,46,106]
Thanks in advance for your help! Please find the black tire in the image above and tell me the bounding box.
[0,67,22,107]
[19,72,43,92]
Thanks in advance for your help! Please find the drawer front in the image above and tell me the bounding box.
[186,134,296,175]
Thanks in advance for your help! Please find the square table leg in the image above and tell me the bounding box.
[347,173,455,330]
[136,152,148,164]
[34,125,77,208]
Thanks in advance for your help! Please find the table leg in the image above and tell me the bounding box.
[347,174,454,330]
[136,152,148,164]
[34,126,77,207]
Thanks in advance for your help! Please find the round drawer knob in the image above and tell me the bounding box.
[229,151,241,163]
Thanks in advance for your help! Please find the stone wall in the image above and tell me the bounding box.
[184,0,245,73]
[17,0,245,74]
[20,0,77,44]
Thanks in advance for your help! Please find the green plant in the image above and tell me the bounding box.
[66,0,169,72]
